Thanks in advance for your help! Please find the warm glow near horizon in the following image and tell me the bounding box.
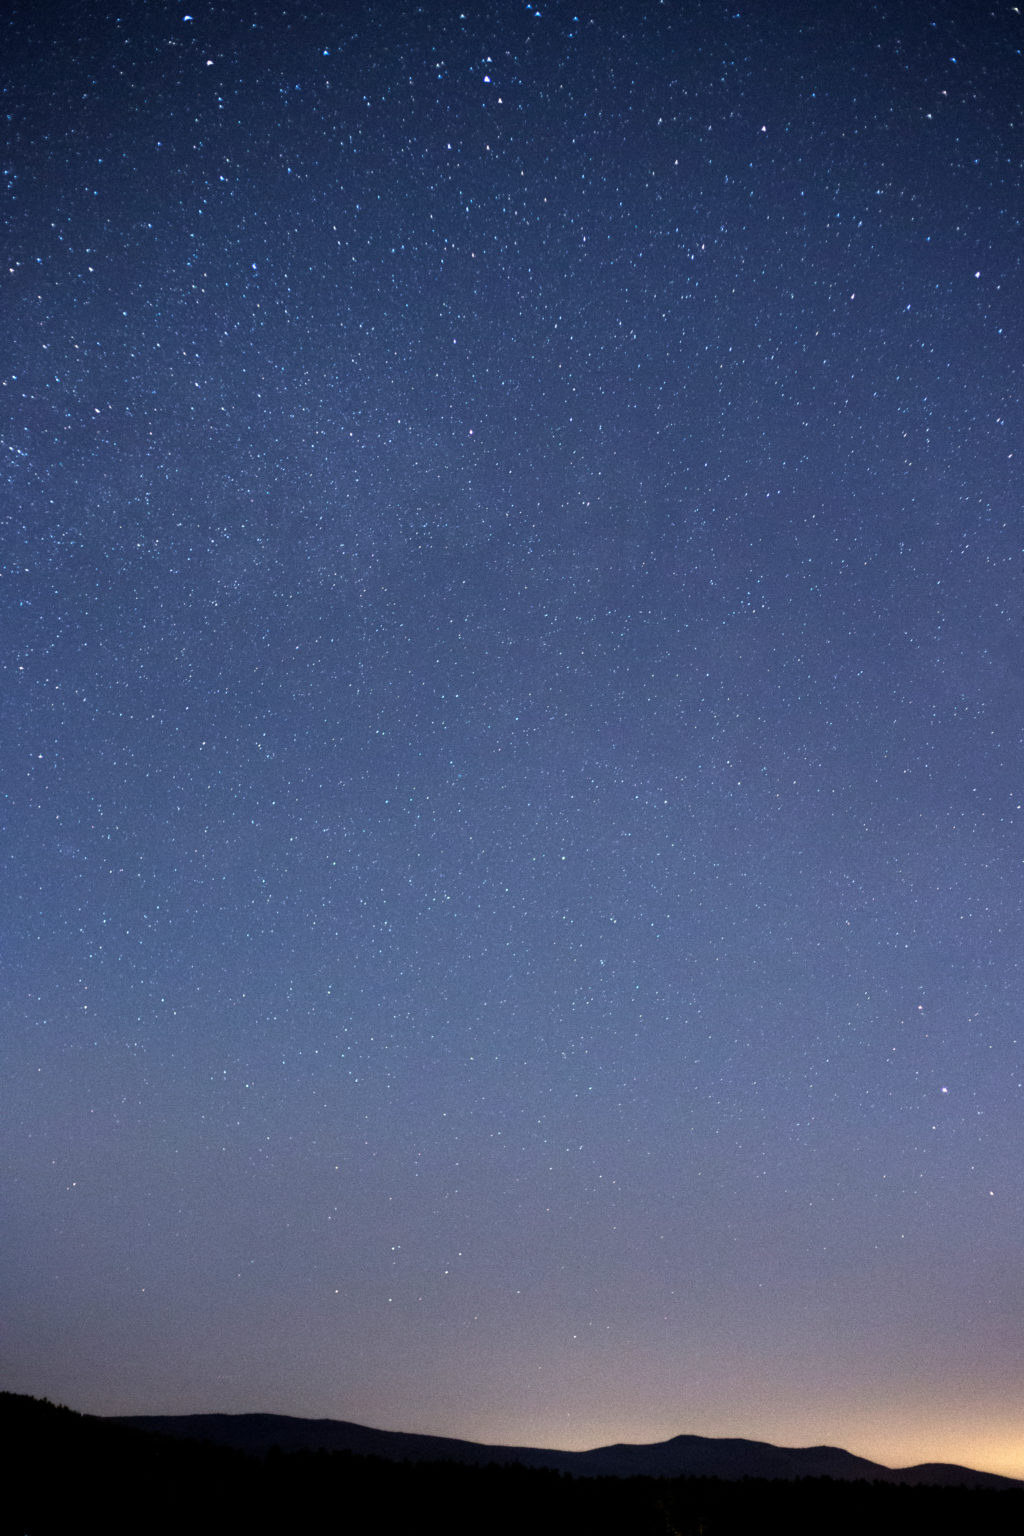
[349,1401,1024,1484]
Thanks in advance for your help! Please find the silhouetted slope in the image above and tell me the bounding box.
[4,1391,254,1536]
[569,1433,889,1481]
[899,1462,1024,1489]
[114,1409,1023,1489]
[114,1409,556,1468]
[6,1392,1023,1536]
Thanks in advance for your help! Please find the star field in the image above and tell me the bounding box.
[2,0,1023,1479]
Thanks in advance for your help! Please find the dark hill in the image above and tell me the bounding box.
[7,1392,1023,1536]
[113,1410,1022,1489]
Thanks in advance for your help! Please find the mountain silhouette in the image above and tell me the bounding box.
[112,1412,1021,1489]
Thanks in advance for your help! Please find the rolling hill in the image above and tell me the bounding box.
[112,1410,1021,1489]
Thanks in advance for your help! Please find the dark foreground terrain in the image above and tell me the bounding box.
[5,1392,1022,1536]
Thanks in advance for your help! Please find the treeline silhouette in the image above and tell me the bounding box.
[5,1391,1021,1535]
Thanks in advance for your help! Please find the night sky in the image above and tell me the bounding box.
[3,0,1022,1481]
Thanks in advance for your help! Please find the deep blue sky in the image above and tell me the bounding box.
[3,0,1022,1478]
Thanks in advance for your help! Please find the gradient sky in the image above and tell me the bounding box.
[3,0,1022,1482]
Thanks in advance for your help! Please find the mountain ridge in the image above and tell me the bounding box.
[111,1410,1022,1489]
